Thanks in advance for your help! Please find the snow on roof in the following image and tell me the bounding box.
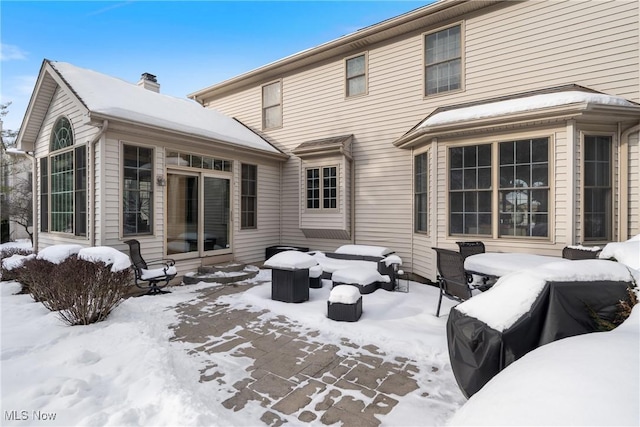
[456,260,634,332]
[419,90,637,128]
[263,250,318,270]
[335,245,393,257]
[50,62,281,154]
[77,247,131,273]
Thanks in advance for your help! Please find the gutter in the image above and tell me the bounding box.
[89,120,108,247]
[619,122,640,240]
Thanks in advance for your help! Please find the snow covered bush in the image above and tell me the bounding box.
[0,246,33,282]
[24,255,133,325]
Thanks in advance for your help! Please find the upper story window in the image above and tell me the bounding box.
[41,116,86,236]
[346,53,367,97]
[425,24,462,96]
[262,80,282,130]
[583,135,612,242]
[306,166,337,210]
[123,144,153,236]
[415,152,428,233]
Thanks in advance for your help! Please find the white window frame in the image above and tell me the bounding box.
[581,132,614,243]
[262,80,283,130]
[424,22,464,97]
[345,52,368,98]
[122,143,154,237]
[414,150,428,234]
[241,163,258,230]
[446,134,552,240]
[305,165,339,211]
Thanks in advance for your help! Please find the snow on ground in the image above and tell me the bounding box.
[1,239,638,426]
[0,268,462,426]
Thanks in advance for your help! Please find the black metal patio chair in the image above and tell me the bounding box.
[432,247,473,317]
[124,239,176,295]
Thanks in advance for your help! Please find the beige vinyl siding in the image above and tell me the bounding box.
[201,0,638,279]
[233,160,282,263]
[463,0,639,102]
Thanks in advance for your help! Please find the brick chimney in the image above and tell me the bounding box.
[137,72,160,92]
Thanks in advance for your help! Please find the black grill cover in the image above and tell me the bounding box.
[447,280,631,398]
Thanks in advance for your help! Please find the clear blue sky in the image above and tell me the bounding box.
[1,1,429,133]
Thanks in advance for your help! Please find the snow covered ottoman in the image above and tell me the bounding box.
[264,250,318,303]
[309,265,323,289]
[327,285,362,322]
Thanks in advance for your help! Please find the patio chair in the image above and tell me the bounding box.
[455,241,485,259]
[124,239,177,295]
[456,241,486,285]
[432,247,473,317]
[562,246,601,260]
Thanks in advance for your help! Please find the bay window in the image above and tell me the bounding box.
[449,137,549,238]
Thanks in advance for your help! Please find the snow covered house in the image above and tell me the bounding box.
[188,0,640,281]
[17,60,288,274]
[16,0,640,283]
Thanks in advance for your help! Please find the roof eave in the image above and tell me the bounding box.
[87,112,289,161]
[394,102,640,149]
[189,0,501,102]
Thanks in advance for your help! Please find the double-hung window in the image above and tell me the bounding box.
[262,81,282,129]
[499,138,549,237]
[123,144,153,235]
[425,24,462,96]
[306,166,337,210]
[583,135,612,241]
[449,144,492,235]
[346,54,367,97]
[41,117,86,235]
[241,164,257,229]
[415,152,428,233]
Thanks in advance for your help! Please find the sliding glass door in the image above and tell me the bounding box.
[167,172,230,256]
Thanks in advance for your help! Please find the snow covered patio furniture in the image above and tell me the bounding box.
[124,239,177,295]
[446,259,634,398]
[311,245,402,293]
[264,250,318,303]
[327,285,362,322]
[265,245,309,261]
[562,245,601,260]
[309,265,323,288]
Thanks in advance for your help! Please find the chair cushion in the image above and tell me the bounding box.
[141,266,177,280]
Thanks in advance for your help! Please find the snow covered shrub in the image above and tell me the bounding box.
[24,255,133,324]
[46,255,133,326]
[20,257,59,304]
[0,247,33,282]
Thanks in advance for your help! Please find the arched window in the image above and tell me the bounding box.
[50,117,74,151]
[40,117,86,236]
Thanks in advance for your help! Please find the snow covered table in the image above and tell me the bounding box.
[447,259,634,398]
[327,285,362,322]
[464,252,569,278]
[263,251,319,303]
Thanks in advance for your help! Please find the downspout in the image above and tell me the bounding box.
[350,158,356,244]
[566,120,576,245]
[619,122,640,241]
[89,120,108,247]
